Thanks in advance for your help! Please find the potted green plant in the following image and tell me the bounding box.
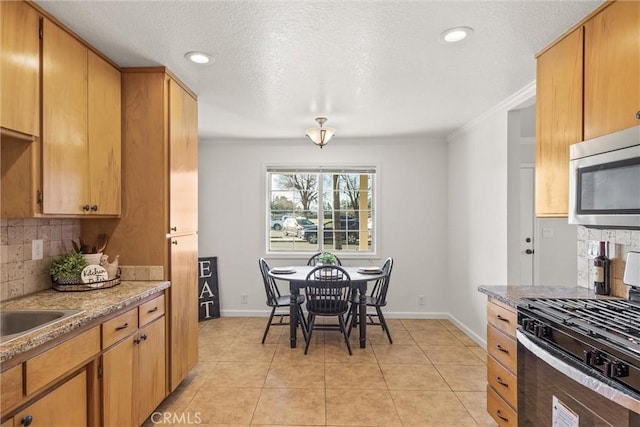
[49,253,89,284]
[318,252,337,265]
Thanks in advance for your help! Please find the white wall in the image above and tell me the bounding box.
[507,113,578,287]
[446,83,536,345]
[198,137,450,317]
[535,218,577,286]
[506,110,523,286]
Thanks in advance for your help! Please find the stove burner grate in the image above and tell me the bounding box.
[523,298,640,355]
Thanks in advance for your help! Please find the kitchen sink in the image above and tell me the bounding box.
[0,309,83,344]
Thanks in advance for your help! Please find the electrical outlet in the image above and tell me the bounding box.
[241,294,248,304]
[32,239,43,260]
[418,295,425,305]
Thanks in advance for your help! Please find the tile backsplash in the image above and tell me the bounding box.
[577,226,640,298]
[0,218,165,302]
[0,218,81,301]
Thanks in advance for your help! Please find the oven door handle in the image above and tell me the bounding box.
[516,330,640,414]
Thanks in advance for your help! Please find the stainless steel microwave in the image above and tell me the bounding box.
[569,125,640,228]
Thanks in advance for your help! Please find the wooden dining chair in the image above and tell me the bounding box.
[347,257,394,343]
[304,265,353,355]
[306,252,343,266]
[258,258,307,343]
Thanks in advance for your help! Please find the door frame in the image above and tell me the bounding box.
[520,163,537,286]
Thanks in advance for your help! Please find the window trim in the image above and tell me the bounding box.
[263,163,379,259]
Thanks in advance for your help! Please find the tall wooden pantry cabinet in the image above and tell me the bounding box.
[83,68,199,392]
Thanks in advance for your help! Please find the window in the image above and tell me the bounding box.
[267,167,375,255]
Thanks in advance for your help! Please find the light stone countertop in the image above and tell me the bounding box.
[477,285,618,308]
[0,280,170,363]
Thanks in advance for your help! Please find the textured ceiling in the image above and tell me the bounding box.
[35,0,603,141]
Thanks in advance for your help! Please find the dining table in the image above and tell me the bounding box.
[268,265,388,349]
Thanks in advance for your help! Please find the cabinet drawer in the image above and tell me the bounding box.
[487,385,517,427]
[26,326,100,395]
[1,364,23,410]
[103,308,138,349]
[487,299,517,338]
[487,325,517,373]
[139,294,165,327]
[488,355,517,409]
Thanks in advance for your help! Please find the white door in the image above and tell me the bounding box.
[520,167,535,285]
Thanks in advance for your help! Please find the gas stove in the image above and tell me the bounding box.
[516,253,640,424]
[519,297,640,395]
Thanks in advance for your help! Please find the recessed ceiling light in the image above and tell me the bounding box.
[185,51,213,64]
[439,26,474,43]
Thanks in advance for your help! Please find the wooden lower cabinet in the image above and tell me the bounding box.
[0,365,23,414]
[103,314,166,426]
[487,385,517,427]
[26,327,100,396]
[486,298,518,425]
[14,370,87,427]
[0,293,167,427]
[103,332,135,427]
[169,234,198,391]
[135,318,166,425]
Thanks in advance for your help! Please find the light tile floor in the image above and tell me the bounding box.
[145,317,498,426]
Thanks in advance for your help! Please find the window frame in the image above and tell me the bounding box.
[264,164,379,259]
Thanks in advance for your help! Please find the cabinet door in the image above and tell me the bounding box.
[88,51,121,215]
[535,28,583,217]
[0,1,40,137]
[584,0,640,140]
[103,336,134,427]
[169,234,199,391]
[0,364,23,412]
[169,80,198,235]
[42,19,89,215]
[14,370,87,427]
[135,318,167,425]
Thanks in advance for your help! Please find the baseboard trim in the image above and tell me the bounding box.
[220,309,273,317]
[447,313,487,349]
[217,309,487,349]
[381,311,450,319]
[219,309,452,318]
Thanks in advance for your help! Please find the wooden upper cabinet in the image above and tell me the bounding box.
[584,0,640,140]
[42,18,90,215]
[42,19,121,216]
[88,51,122,215]
[535,28,583,217]
[1,1,40,137]
[169,79,198,235]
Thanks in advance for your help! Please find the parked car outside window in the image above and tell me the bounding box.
[301,220,360,244]
[267,169,375,254]
[282,217,315,237]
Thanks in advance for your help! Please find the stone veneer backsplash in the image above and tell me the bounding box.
[577,226,640,298]
[0,218,163,302]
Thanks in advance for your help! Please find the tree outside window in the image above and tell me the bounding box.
[267,168,374,254]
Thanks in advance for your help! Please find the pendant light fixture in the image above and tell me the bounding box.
[306,117,335,148]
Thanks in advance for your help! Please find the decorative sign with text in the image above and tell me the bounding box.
[198,257,220,321]
[81,265,108,284]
